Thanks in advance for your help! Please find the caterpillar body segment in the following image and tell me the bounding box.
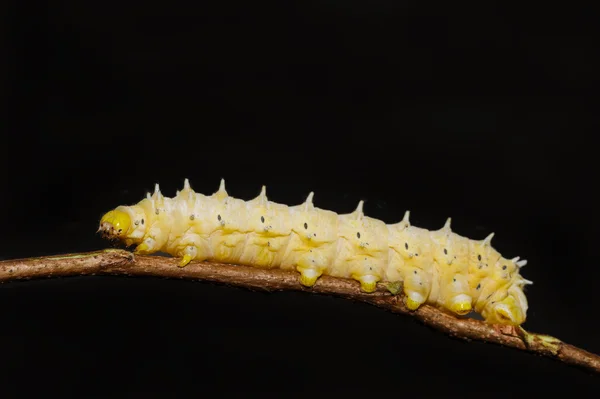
[386,213,435,310]
[99,179,532,325]
[329,201,390,292]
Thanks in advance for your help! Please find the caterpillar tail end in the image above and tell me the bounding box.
[298,268,322,287]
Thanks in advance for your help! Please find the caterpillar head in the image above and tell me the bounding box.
[99,206,132,240]
[99,183,165,245]
[99,204,148,246]
[482,284,529,325]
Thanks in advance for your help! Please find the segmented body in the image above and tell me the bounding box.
[99,179,532,325]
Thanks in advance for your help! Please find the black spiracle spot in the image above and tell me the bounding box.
[261,216,265,223]
[405,242,408,250]
[217,214,222,221]
[357,232,361,239]
[304,222,308,229]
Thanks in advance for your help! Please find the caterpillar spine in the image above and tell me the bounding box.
[99,179,532,325]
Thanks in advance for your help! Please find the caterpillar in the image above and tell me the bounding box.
[98,179,532,325]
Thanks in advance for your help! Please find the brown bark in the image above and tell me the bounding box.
[1,249,598,374]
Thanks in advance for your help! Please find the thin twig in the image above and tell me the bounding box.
[1,249,598,374]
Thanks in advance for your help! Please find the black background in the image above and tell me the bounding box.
[4,1,599,397]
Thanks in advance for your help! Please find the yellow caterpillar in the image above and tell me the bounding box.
[98,179,532,325]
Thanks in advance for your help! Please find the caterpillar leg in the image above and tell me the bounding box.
[405,291,426,311]
[297,267,323,287]
[403,267,431,310]
[179,245,198,268]
[135,237,156,255]
[353,274,380,293]
[448,294,473,315]
[179,255,193,267]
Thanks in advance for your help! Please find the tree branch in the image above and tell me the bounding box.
[1,249,598,374]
